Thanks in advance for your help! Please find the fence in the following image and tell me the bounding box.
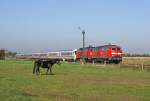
[120,57,150,71]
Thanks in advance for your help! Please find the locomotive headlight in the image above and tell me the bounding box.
[90,52,92,56]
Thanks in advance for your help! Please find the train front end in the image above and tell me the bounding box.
[110,45,123,63]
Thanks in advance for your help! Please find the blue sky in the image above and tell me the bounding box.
[0,0,150,54]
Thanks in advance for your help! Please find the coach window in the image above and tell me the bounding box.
[61,52,72,55]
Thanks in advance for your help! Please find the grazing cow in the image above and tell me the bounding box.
[33,59,61,75]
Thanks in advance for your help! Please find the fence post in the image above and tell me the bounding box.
[141,63,144,71]
[118,63,121,68]
[104,61,106,67]
[92,60,94,65]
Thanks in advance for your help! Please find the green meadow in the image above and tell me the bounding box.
[0,60,150,101]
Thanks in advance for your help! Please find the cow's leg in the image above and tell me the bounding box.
[33,66,35,75]
[46,67,50,74]
[50,67,52,73]
[37,66,40,75]
[33,62,37,74]
[36,66,40,75]
[49,64,52,74]
[50,66,52,73]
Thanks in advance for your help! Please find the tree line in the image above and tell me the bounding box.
[125,53,150,57]
[0,49,17,60]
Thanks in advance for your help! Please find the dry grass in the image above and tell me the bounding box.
[122,57,150,65]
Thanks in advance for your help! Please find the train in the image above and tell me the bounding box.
[16,44,123,63]
[76,44,123,63]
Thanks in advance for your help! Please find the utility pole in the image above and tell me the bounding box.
[78,27,85,49]
[78,27,86,63]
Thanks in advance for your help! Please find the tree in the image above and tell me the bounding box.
[0,49,5,60]
[5,51,17,58]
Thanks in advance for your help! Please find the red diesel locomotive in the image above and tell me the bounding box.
[75,44,123,63]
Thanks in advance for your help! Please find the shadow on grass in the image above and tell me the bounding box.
[40,73,68,76]
[32,72,68,76]
[41,73,56,75]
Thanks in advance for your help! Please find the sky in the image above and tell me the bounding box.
[0,0,150,54]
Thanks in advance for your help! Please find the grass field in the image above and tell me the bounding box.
[0,60,150,101]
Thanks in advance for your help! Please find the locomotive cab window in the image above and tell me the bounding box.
[117,48,120,51]
[101,47,105,51]
[94,47,98,51]
[112,48,116,51]
[101,47,108,51]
